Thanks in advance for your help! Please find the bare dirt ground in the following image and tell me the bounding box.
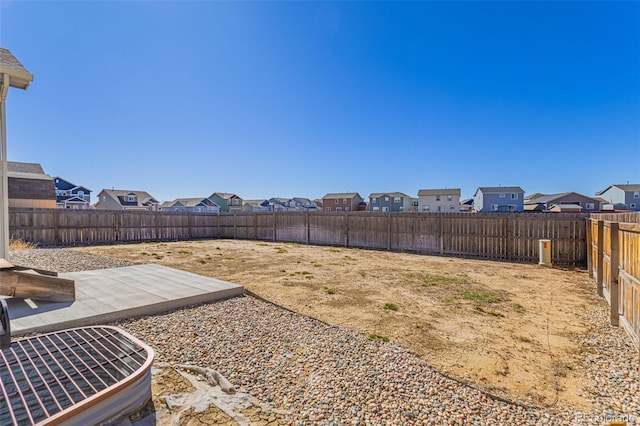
[77,239,599,412]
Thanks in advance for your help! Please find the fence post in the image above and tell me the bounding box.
[387,213,392,251]
[586,218,593,278]
[609,222,620,326]
[596,220,604,297]
[234,214,238,239]
[216,213,220,239]
[305,212,310,245]
[504,216,511,261]
[345,212,349,247]
[439,214,444,255]
[254,213,258,240]
[273,212,277,242]
[53,208,59,246]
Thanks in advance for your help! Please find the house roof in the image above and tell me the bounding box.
[322,192,362,200]
[211,192,240,200]
[163,198,217,208]
[243,199,268,207]
[0,48,33,90]
[595,184,640,195]
[369,192,411,199]
[53,176,92,193]
[7,161,53,181]
[524,192,598,205]
[460,198,474,205]
[418,188,461,196]
[100,189,158,207]
[475,186,525,195]
[549,204,584,211]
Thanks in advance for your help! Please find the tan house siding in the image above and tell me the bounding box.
[9,199,56,209]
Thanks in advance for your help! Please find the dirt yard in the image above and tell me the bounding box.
[77,239,600,411]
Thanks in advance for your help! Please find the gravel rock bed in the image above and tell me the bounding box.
[8,249,640,425]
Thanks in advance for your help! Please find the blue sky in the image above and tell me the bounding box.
[1,1,638,202]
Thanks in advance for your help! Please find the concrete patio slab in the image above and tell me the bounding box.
[4,264,244,336]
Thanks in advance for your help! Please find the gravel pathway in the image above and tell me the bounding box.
[8,249,640,425]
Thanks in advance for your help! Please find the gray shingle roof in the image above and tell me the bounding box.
[368,192,411,199]
[0,48,33,89]
[322,192,361,199]
[477,186,525,194]
[7,161,52,181]
[417,188,461,196]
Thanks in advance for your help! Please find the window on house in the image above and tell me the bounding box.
[372,197,377,203]
[325,207,331,212]
[102,196,106,201]
[343,199,347,204]
[436,195,440,201]
[634,192,640,198]
[511,193,518,200]
[450,205,455,210]
[128,195,135,202]
[438,206,445,212]
[509,205,516,212]
[78,190,84,197]
[196,207,202,212]
[393,197,401,203]
[586,203,595,210]
[384,197,389,202]
[373,206,380,212]
[423,205,430,212]
[336,207,342,212]
[345,207,349,211]
[631,203,637,209]
[447,195,452,201]
[499,193,505,198]
[491,204,499,211]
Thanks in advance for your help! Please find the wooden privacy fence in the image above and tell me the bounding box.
[588,212,640,364]
[9,209,588,265]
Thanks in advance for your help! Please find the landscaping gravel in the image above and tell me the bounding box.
[8,248,640,425]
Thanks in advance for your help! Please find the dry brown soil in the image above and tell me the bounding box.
[77,239,600,413]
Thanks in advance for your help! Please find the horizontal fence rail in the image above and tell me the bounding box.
[588,212,640,367]
[8,209,589,266]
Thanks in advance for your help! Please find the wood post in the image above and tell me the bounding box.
[273,212,277,241]
[596,220,604,297]
[609,222,619,326]
[345,213,349,247]
[254,213,258,240]
[586,218,593,278]
[305,212,310,245]
[387,213,392,251]
[439,214,444,255]
[233,214,237,239]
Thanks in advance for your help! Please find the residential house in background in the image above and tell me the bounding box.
[7,161,56,208]
[417,188,461,212]
[321,193,364,212]
[290,197,317,211]
[524,192,602,212]
[595,184,640,211]
[53,176,92,209]
[209,192,243,213]
[368,192,413,212]
[267,197,292,212]
[159,197,220,213]
[473,186,525,212]
[459,199,474,212]
[243,199,271,212]
[94,189,159,211]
